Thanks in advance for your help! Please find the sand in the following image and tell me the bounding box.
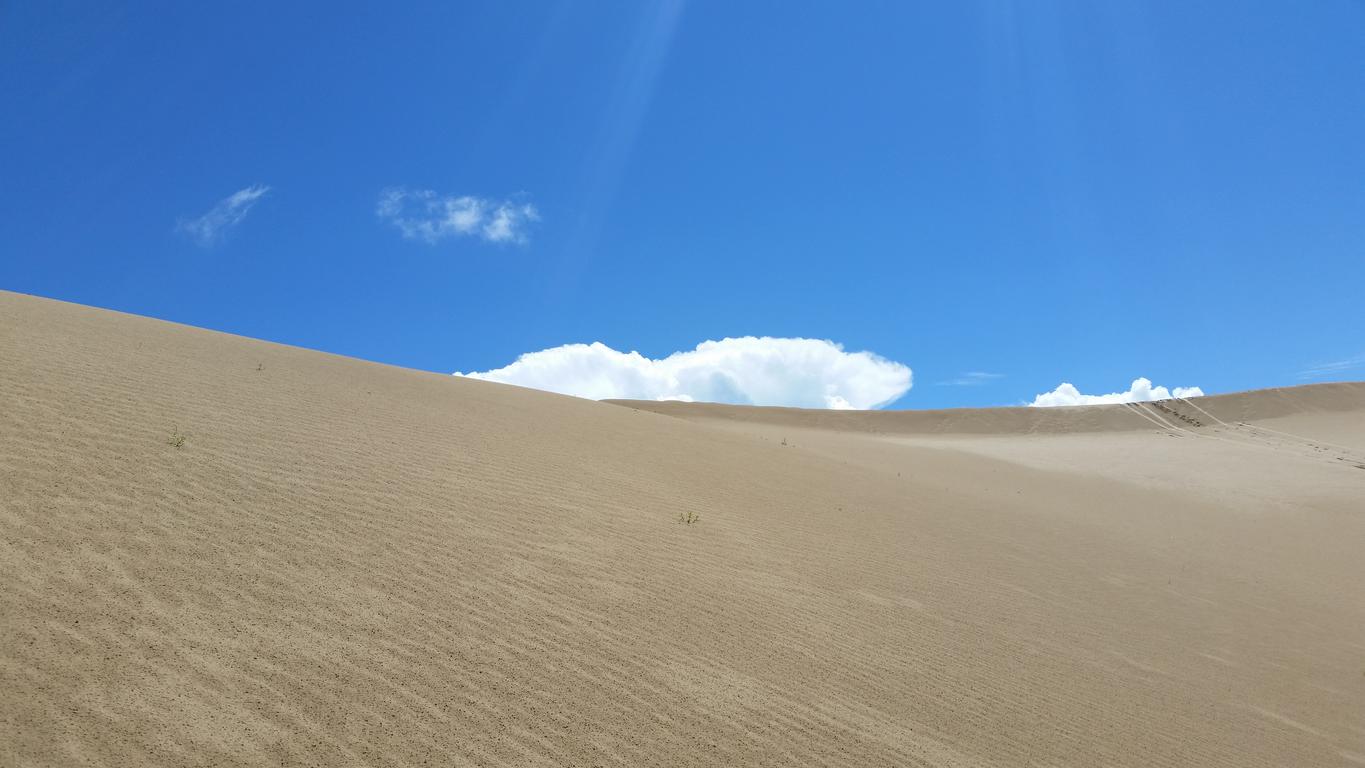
[2,289,1363,767]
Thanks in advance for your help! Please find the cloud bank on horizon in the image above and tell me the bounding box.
[377,188,539,244]
[177,185,270,246]
[455,337,912,410]
[1030,378,1204,407]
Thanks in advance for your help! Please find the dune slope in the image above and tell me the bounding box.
[2,290,1363,767]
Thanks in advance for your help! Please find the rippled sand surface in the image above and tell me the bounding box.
[4,290,1363,767]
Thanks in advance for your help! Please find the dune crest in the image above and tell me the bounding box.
[3,290,1363,767]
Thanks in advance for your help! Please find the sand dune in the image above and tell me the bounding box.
[3,290,1363,767]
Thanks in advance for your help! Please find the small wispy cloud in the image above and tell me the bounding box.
[1296,353,1365,381]
[377,188,539,245]
[937,371,1004,386]
[177,185,270,247]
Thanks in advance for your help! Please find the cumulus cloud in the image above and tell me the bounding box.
[455,337,912,410]
[1030,377,1205,407]
[177,185,269,246]
[377,188,539,244]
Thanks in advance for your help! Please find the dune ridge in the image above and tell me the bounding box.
[3,290,1363,767]
[610,379,1365,437]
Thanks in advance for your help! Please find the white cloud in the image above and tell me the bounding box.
[1296,353,1365,381]
[1030,377,1204,407]
[177,185,269,246]
[937,371,1004,386]
[377,188,539,244]
[455,337,912,410]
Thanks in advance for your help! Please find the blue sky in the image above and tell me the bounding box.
[3,2,1363,409]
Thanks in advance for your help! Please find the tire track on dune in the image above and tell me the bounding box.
[1177,396,1365,468]
[1116,397,1365,471]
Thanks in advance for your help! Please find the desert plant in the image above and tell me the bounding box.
[168,427,187,449]
[678,511,700,525]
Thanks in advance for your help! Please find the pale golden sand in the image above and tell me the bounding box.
[3,290,1363,766]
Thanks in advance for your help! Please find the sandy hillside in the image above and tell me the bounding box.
[3,290,1364,768]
